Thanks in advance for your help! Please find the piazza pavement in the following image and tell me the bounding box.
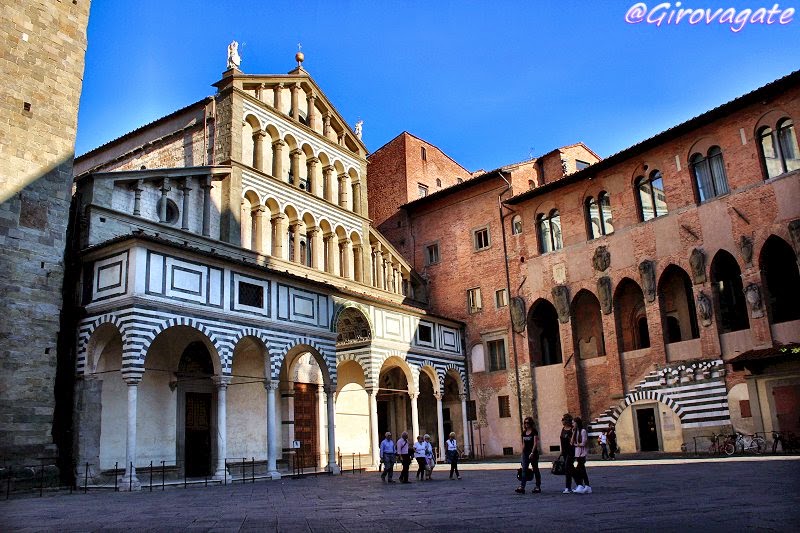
[1,456,798,532]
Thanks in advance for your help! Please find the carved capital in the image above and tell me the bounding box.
[264,380,280,392]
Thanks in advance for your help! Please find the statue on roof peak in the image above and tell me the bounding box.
[227,41,241,70]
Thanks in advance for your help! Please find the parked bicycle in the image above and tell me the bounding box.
[734,432,766,454]
[707,433,735,456]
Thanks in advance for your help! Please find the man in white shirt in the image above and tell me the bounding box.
[396,431,412,483]
[379,432,396,483]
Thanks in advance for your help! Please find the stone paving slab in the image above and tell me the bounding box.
[1,458,799,531]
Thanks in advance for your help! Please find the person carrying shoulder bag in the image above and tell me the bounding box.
[571,417,592,494]
[559,414,577,494]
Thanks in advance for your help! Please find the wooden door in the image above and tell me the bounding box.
[185,392,212,477]
[294,383,318,467]
[773,385,800,435]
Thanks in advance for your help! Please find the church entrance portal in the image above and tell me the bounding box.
[184,392,212,476]
[635,407,660,451]
[294,383,319,467]
[178,341,215,477]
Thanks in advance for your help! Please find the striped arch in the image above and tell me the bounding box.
[444,364,466,394]
[273,336,336,385]
[375,349,416,392]
[77,312,126,374]
[416,361,441,396]
[142,316,229,374]
[229,327,274,378]
[336,351,372,388]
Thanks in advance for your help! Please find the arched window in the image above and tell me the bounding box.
[537,210,562,253]
[759,119,800,179]
[511,215,523,235]
[691,146,729,202]
[436,178,442,187]
[586,192,613,239]
[526,299,562,366]
[635,170,668,221]
[760,236,800,323]
[710,250,748,333]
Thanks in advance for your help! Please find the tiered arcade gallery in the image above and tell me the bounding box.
[70,57,468,488]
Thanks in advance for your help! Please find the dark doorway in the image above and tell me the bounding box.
[294,383,319,467]
[761,236,800,324]
[178,341,215,478]
[636,408,660,451]
[185,392,212,476]
[377,400,389,438]
[443,408,452,438]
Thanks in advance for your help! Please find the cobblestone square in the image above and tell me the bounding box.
[2,458,798,532]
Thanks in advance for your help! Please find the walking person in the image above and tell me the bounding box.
[413,435,427,480]
[379,432,396,483]
[423,434,435,480]
[607,423,617,460]
[515,416,541,494]
[572,417,592,494]
[446,432,461,480]
[397,431,412,483]
[559,414,577,494]
[599,429,609,460]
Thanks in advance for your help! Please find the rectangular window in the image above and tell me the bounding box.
[421,146,427,161]
[739,399,752,418]
[467,400,477,421]
[495,288,508,308]
[238,281,264,308]
[576,160,591,171]
[425,243,440,265]
[488,339,506,371]
[418,184,428,198]
[418,323,433,344]
[498,395,511,418]
[473,227,490,251]
[467,287,482,314]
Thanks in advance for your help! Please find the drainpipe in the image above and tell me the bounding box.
[497,171,524,430]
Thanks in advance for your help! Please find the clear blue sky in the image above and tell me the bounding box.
[76,0,800,171]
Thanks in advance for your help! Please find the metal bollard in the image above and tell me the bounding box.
[129,462,133,492]
[84,462,89,494]
[242,458,245,484]
[161,461,165,491]
[40,459,45,497]
[252,457,255,483]
[149,461,153,492]
[114,461,118,492]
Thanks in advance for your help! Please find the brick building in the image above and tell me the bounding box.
[370,71,800,456]
[0,1,90,477]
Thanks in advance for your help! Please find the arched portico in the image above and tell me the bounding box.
[274,342,339,474]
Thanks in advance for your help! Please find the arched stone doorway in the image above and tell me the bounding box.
[659,265,699,343]
[710,250,749,333]
[334,360,370,458]
[277,345,330,470]
[614,278,650,352]
[177,341,215,477]
[760,236,800,324]
[527,299,562,366]
[417,368,438,440]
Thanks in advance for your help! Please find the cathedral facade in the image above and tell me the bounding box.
[69,52,468,487]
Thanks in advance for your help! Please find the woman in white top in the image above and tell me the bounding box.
[413,435,428,480]
[571,417,592,494]
[446,432,461,479]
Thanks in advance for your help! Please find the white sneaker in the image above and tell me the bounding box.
[573,485,586,494]
[562,488,572,494]
[583,486,592,494]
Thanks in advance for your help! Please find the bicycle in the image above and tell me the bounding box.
[734,432,766,454]
[707,433,735,456]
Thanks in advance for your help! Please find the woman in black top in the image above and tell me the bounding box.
[515,416,541,494]
[560,413,576,494]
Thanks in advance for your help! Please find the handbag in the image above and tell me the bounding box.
[551,456,566,476]
[516,467,534,481]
